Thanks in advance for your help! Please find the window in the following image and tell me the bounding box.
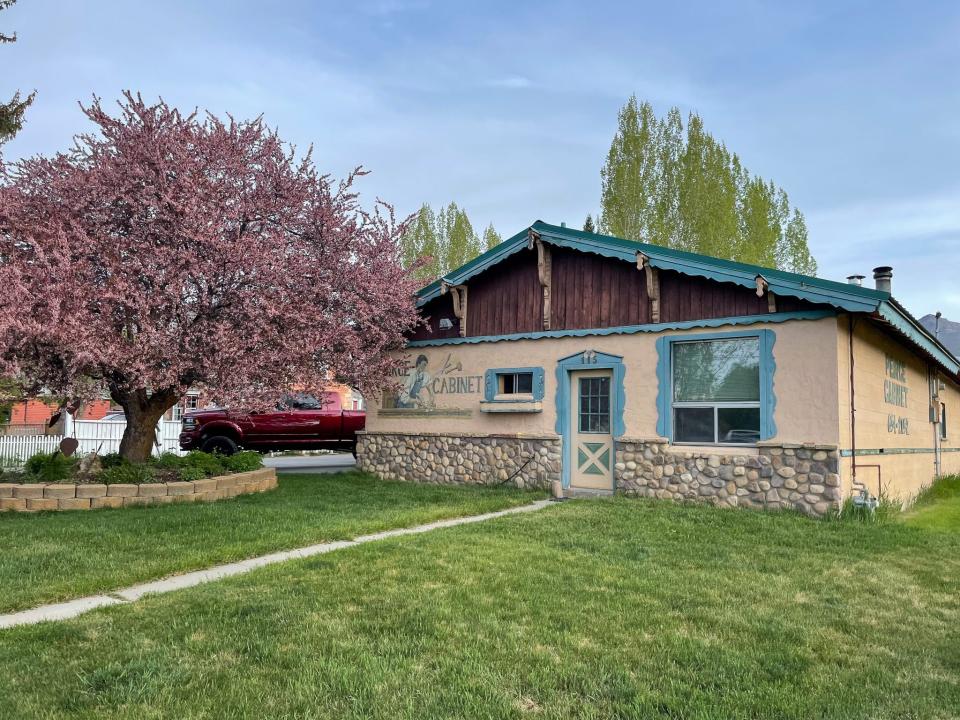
[185,395,199,411]
[483,367,545,407]
[499,372,533,396]
[578,376,610,433]
[941,402,948,440]
[671,337,761,444]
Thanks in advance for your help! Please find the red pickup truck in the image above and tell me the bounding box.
[178,392,365,455]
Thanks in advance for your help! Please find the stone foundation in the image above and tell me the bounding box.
[0,468,277,512]
[615,438,841,517]
[357,431,560,490]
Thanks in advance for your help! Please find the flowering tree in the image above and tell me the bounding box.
[0,93,421,461]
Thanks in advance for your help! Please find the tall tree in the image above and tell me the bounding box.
[600,96,817,275]
[0,0,34,144]
[400,202,497,283]
[583,214,595,233]
[483,223,501,249]
[0,93,421,461]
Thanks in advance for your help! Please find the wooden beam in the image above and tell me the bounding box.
[754,274,769,298]
[646,265,660,323]
[767,290,777,314]
[440,281,468,336]
[457,285,468,337]
[536,240,552,330]
[527,228,541,250]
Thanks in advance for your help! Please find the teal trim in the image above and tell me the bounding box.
[417,220,886,313]
[655,329,777,443]
[415,220,960,380]
[877,300,960,376]
[555,350,625,489]
[482,366,545,401]
[408,310,833,348]
[840,447,960,457]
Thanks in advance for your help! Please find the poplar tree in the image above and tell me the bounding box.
[400,202,498,282]
[600,96,817,275]
[0,0,34,144]
[483,223,502,249]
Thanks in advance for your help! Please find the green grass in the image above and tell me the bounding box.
[0,472,541,613]
[1,495,959,719]
[900,474,960,532]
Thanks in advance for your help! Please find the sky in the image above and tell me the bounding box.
[4,0,960,318]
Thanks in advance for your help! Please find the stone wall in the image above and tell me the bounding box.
[0,468,277,512]
[357,431,560,490]
[615,438,842,517]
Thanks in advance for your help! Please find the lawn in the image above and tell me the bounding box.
[1,486,959,719]
[0,471,541,613]
[900,474,960,532]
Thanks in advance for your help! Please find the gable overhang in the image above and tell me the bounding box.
[418,221,884,313]
[874,299,960,378]
[414,220,960,379]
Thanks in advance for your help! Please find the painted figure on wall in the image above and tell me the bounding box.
[398,354,433,408]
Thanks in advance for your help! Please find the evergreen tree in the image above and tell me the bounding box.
[400,203,498,283]
[583,214,595,233]
[600,95,817,274]
[0,0,34,144]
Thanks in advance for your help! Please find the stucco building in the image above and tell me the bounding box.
[358,221,960,516]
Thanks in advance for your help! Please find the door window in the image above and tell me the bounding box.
[578,377,610,433]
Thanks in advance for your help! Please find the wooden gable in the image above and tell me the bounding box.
[409,245,828,341]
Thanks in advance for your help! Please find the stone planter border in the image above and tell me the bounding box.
[0,468,277,512]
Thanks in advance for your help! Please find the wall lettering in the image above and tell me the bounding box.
[884,353,909,434]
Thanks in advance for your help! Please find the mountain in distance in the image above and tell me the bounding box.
[920,314,960,357]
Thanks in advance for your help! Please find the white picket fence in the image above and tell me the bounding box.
[0,418,184,465]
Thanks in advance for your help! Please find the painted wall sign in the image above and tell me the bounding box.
[382,353,481,411]
[884,353,909,434]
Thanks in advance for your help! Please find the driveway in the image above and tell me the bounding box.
[262,453,356,474]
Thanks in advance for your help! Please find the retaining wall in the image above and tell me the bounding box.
[0,468,277,512]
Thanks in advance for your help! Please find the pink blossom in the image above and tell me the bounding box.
[0,92,421,460]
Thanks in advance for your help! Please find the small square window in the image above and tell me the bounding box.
[499,372,533,395]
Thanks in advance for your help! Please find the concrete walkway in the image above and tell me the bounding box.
[0,499,553,630]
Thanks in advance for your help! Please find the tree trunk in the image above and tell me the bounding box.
[112,387,180,463]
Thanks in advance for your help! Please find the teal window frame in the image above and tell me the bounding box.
[483,367,545,402]
[656,329,777,444]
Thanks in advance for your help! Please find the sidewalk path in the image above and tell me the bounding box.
[0,499,553,630]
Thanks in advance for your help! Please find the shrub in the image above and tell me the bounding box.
[151,452,183,470]
[222,451,263,473]
[177,466,205,483]
[179,450,226,477]
[99,463,158,485]
[24,451,77,483]
[99,453,126,469]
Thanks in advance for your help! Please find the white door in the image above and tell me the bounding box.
[569,369,613,490]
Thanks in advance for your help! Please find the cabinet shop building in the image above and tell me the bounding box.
[358,221,960,516]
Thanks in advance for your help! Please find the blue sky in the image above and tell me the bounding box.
[5,0,960,317]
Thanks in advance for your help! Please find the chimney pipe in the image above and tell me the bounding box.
[846,274,865,286]
[873,266,893,294]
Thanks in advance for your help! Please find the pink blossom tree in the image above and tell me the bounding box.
[0,93,421,462]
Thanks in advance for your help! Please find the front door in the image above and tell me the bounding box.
[570,369,613,490]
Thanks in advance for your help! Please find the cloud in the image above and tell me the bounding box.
[484,76,533,90]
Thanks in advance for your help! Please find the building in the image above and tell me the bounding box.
[358,221,960,516]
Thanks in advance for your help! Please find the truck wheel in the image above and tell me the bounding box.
[201,435,238,456]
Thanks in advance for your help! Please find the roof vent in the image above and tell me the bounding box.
[560,221,566,228]
[846,274,865,286]
[872,266,893,294]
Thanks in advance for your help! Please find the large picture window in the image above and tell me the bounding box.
[671,337,761,444]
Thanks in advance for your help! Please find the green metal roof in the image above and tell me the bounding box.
[416,220,959,377]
